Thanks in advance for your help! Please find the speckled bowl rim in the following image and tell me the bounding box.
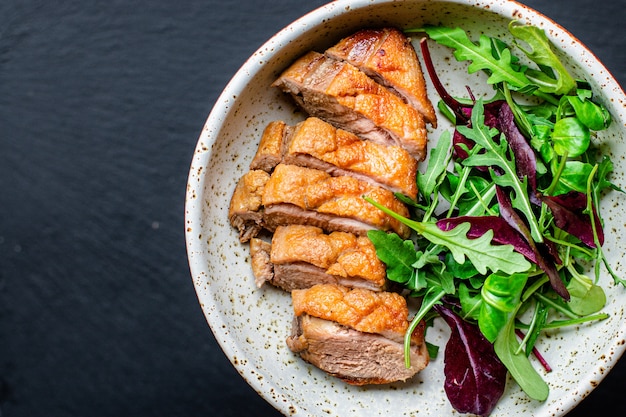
[185,0,626,416]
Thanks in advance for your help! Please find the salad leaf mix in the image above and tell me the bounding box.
[366,22,623,416]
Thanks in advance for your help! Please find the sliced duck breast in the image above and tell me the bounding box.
[262,163,410,238]
[287,284,429,385]
[229,164,411,241]
[250,117,419,198]
[272,51,428,161]
[249,120,285,172]
[249,225,387,292]
[326,27,437,127]
[228,169,270,243]
[262,204,385,239]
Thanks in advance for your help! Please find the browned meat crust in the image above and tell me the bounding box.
[250,225,387,292]
[249,120,285,172]
[228,170,270,242]
[326,27,437,128]
[272,51,428,161]
[291,283,411,340]
[228,164,411,241]
[262,164,410,238]
[250,117,418,199]
[287,284,429,385]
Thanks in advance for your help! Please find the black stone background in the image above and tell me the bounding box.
[1,1,624,416]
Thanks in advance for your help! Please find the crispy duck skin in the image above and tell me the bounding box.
[249,225,387,292]
[271,51,428,161]
[228,164,411,241]
[228,169,270,243]
[291,283,412,341]
[262,163,410,238]
[229,174,394,242]
[232,27,439,387]
[287,284,429,385]
[250,117,418,199]
[326,27,437,127]
[249,120,285,172]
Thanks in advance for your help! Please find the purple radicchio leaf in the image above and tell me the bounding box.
[434,303,507,416]
[541,191,604,247]
[496,186,569,300]
[420,38,468,124]
[494,186,561,264]
[419,37,503,162]
[453,100,505,162]
[498,103,540,206]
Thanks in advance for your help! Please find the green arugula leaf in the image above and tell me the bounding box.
[417,26,531,89]
[445,251,480,279]
[418,222,530,275]
[417,131,452,204]
[594,155,624,193]
[367,230,417,285]
[458,99,543,241]
[508,21,576,95]
[523,302,549,356]
[365,197,531,276]
[459,283,482,320]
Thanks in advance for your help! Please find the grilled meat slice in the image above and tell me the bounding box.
[249,237,273,287]
[287,316,427,385]
[287,284,429,385]
[250,117,418,198]
[291,283,410,339]
[229,164,411,241]
[250,225,386,291]
[272,51,428,161]
[262,163,410,238]
[228,169,270,243]
[326,27,437,127]
[249,120,285,172]
[263,204,382,238]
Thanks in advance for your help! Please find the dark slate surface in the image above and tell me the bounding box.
[1,1,624,416]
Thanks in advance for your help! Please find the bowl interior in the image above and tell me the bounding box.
[185,1,626,415]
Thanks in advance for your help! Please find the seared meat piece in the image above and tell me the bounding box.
[287,284,429,385]
[291,283,409,338]
[262,163,410,238]
[272,51,428,161]
[229,164,411,241]
[249,237,273,287]
[232,26,439,390]
[285,117,418,198]
[263,204,382,239]
[249,120,285,172]
[250,118,418,198]
[326,27,437,127]
[250,225,387,291]
[287,316,427,385]
[228,169,270,242]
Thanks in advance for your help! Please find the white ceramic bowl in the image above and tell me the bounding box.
[185,0,626,415]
